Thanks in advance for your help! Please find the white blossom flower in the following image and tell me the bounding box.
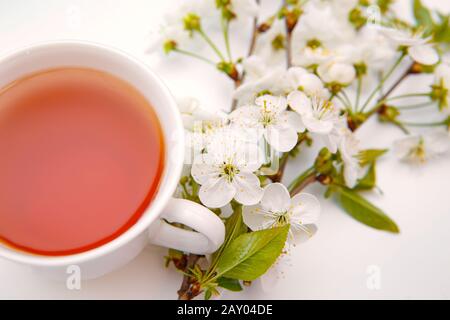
[287,90,341,134]
[230,95,304,152]
[321,116,350,154]
[317,58,356,86]
[177,97,231,164]
[283,67,330,99]
[191,132,263,208]
[146,0,216,54]
[337,25,397,72]
[292,1,355,49]
[253,19,287,66]
[177,97,227,131]
[381,26,439,66]
[393,131,450,163]
[339,130,366,188]
[243,183,320,244]
[233,55,285,103]
[289,0,355,69]
[292,45,335,68]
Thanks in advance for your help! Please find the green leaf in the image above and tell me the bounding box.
[336,187,399,233]
[210,206,247,264]
[358,149,387,167]
[354,163,376,190]
[413,0,434,30]
[216,225,289,281]
[204,289,212,300]
[433,14,450,43]
[217,277,243,292]
[413,0,434,34]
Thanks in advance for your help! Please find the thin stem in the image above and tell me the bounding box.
[283,0,293,68]
[335,94,351,110]
[360,53,406,112]
[397,101,434,110]
[288,166,316,196]
[177,254,201,300]
[355,76,362,111]
[174,48,216,66]
[198,28,226,61]
[269,153,289,183]
[385,92,430,102]
[290,174,317,196]
[285,29,293,68]
[400,120,447,127]
[363,66,413,119]
[221,17,232,61]
[340,90,353,110]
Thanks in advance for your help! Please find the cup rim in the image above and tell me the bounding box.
[0,40,185,267]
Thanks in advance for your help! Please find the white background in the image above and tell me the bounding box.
[0,0,450,299]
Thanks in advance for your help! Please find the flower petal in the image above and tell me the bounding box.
[301,115,334,134]
[393,135,421,160]
[408,44,439,66]
[261,183,291,213]
[300,73,327,97]
[242,204,274,231]
[287,90,312,116]
[255,94,288,113]
[264,125,299,152]
[233,172,264,206]
[229,105,262,128]
[343,161,360,188]
[198,176,236,208]
[426,131,450,155]
[289,224,318,244]
[191,161,219,185]
[290,193,320,224]
[279,111,306,133]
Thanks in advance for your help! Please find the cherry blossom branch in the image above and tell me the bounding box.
[288,167,317,196]
[289,63,416,195]
[177,253,202,300]
[270,153,289,183]
[282,0,294,68]
[285,26,293,68]
[359,53,406,113]
[364,63,414,119]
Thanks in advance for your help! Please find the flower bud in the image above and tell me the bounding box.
[179,176,189,185]
[183,13,201,34]
[431,80,448,111]
[217,62,239,81]
[163,40,177,54]
[314,148,333,174]
[378,105,399,123]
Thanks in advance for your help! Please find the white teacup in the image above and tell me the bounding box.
[0,41,225,280]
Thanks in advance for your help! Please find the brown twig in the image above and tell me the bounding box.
[378,67,412,104]
[177,253,201,300]
[289,174,317,196]
[285,31,293,68]
[270,154,289,183]
[356,64,413,129]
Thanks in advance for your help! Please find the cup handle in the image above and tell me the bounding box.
[148,198,225,254]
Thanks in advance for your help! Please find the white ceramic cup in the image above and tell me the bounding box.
[0,41,225,280]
